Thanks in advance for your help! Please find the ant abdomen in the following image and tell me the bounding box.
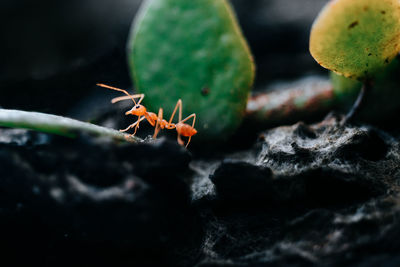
[176,123,197,137]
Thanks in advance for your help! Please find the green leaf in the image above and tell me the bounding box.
[128,0,255,141]
[310,0,400,80]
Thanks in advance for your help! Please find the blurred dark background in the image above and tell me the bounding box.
[0,0,329,117]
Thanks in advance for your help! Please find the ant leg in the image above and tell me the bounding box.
[131,115,141,136]
[120,124,135,133]
[166,100,183,144]
[122,113,156,134]
[179,99,182,122]
[153,108,163,139]
[185,136,192,148]
[177,135,185,146]
[136,94,145,105]
[120,116,145,133]
[180,113,196,127]
[167,99,182,126]
[180,114,196,148]
[177,100,183,143]
[111,94,144,104]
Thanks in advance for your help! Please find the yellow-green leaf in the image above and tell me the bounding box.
[310,0,400,80]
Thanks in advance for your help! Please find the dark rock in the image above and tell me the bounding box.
[190,160,219,205]
[208,117,395,208]
[293,122,318,140]
[210,160,273,203]
[257,117,398,198]
[0,129,199,266]
[190,117,400,266]
[194,195,400,266]
[3,117,400,266]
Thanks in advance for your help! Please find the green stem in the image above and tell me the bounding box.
[0,109,141,143]
[342,80,370,124]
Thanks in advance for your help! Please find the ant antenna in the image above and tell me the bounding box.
[97,83,137,105]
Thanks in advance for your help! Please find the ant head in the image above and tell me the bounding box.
[126,104,146,116]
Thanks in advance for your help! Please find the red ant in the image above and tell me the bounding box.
[97,83,197,147]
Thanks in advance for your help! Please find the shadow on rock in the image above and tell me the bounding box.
[0,129,201,266]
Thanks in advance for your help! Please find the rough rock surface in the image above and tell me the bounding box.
[0,129,200,266]
[2,115,400,266]
[191,115,400,266]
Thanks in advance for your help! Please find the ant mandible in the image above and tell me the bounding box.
[97,83,197,147]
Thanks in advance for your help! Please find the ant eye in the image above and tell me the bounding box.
[135,105,140,109]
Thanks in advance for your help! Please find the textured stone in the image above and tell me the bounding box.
[0,129,198,266]
[192,116,400,266]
